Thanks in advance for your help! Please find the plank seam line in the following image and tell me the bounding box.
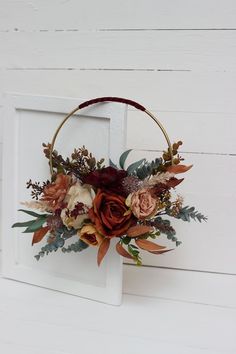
[1,28,236,33]
[125,263,236,277]
[128,109,236,115]
[5,68,192,72]
[123,291,236,310]
[127,149,236,157]
[101,28,236,32]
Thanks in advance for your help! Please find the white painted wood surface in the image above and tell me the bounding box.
[0,272,235,354]
[0,70,235,113]
[0,3,235,350]
[0,0,235,30]
[124,265,236,308]
[1,30,236,72]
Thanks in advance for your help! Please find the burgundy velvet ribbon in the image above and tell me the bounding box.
[78,97,146,112]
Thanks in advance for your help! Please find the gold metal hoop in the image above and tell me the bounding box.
[49,97,174,175]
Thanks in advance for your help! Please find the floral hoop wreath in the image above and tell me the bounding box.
[13,97,207,266]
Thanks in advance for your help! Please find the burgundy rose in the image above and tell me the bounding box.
[83,166,127,196]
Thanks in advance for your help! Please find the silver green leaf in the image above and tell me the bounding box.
[119,149,132,169]
[22,217,47,233]
[127,158,146,175]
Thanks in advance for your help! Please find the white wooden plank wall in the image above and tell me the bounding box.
[0,2,236,354]
[0,0,236,303]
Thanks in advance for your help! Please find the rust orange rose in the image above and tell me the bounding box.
[41,174,71,211]
[126,188,158,220]
[89,189,134,238]
[79,224,103,246]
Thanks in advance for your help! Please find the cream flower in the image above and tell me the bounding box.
[61,182,94,229]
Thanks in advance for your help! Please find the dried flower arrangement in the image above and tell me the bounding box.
[12,97,207,265]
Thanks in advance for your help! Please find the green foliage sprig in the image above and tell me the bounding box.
[62,239,89,253]
[43,143,105,178]
[168,206,208,223]
[35,226,78,260]
[133,158,162,180]
[146,216,182,247]
[12,209,48,233]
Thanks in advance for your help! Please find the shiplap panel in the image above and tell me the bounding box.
[124,265,236,308]
[127,110,236,154]
[0,277,235,354]
[1,70,236,114]
[1,30,236,72]
[0,0,236,30]
[0,342,222,354]
[124,152,236,274]
[1,85,235,153]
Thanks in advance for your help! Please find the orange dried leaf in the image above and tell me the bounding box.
[166,177,184,188]
[135,238,166,252]
[32,226,49,245]
[116,242,133,259]
[127,225,153,238]
[149,249,174,255]
[167,164,193,174]
[97,238,110,266]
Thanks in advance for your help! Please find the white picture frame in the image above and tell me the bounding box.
[1,93,128,305]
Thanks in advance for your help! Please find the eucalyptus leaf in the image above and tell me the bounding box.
[119,149,132,169]
[12,220,35,228]
[23,217,47,233]
[170,206,207,223]
[18,209,48,218]
[127,158,146,175]
[109,159,118,169]
[62,239,89,253]
[135,157,162,180]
